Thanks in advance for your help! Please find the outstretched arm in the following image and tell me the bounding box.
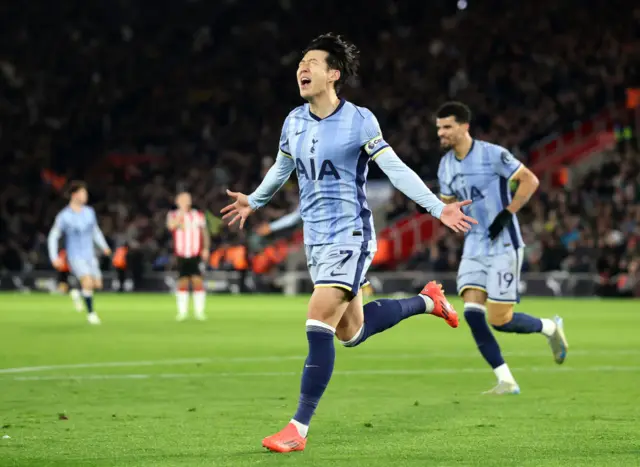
[374,151,446,219]
[222,114,296,230]
[360,110,476,232]
[222,154,295,230]
[374,151,476,232]
[247,154,296,210]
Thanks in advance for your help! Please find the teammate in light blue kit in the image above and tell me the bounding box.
[48,181,111,325]
[221,34,476,453]
[435,102,569,395]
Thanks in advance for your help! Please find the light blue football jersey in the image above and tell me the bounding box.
[48,206,109,262]
[277,99,390,245]
[437,140,525,257]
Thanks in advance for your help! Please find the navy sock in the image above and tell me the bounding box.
[493,312,543,334]
[342,296,426,347]
[82,289,94,314]
[464,304,505,369]
[293,320,336,427]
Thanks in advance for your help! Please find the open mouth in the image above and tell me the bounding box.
[300,77,311,89]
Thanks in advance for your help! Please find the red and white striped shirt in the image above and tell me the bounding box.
[167,209,206,258]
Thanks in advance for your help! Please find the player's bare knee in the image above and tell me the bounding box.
[307,287,351,329]
[335,291,364,344]
[94,279,103,290]
[80,277,93,291]
[335,317,363,345]
[462,288,487,305]
[191,276,204,288]
[487,303,514,327]
[177,277,189,289]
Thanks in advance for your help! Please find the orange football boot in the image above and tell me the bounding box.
[262,423,307,453]
[420,281,459,328]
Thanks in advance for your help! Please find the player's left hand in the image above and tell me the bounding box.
[103,248,112,256]
[440,200,477,233]
[488,209,513,240]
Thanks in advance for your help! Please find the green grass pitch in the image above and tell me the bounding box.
[0,293,639,466]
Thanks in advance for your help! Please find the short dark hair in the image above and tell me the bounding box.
[436,102,472,124]
[302,33,359,93]
[67,180,87,198]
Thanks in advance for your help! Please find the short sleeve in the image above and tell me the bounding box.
[492,148,523,180]
[360,111,391,160]
[279,115,292,159]
[437,158,455,199]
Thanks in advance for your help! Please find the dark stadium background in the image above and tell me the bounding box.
[0,0,638,297]
[1,2,640,466]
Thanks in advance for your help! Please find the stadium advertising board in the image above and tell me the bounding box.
[0,271,600,297]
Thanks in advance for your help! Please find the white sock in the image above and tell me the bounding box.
[290,419,308,438]
[193,290,206,318]
[493,363,517,384]
[70,289,83,311]
[418,294,435,313]
[540,318,556,337]
[176,291,189,317]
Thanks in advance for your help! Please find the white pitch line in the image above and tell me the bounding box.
[0,356,304,375]
[1,349,639,375]
[5,365,640,382]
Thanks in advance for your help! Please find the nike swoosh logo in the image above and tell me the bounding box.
[329,271,346,277]
[295,130,306,136]
[305,364,319,368]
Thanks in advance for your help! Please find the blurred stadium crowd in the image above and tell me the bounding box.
[0,0,638,294]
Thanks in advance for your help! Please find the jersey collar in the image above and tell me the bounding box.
[308,98,346,122]
[454,139,475,161]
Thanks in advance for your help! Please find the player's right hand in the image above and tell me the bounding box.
[221,189,253,230]
[52,258,64,270]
